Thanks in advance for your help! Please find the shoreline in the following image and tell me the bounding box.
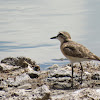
[0,56,100,99]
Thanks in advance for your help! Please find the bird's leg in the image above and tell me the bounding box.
[71,63,74,88]
[80,63,83,84]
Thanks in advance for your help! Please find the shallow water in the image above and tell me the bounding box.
[0,0,100,69]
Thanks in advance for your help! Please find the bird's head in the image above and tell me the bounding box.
[50,31,71,43]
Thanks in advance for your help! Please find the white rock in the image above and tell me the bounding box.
[48,64,59,70]
[50,68,72,77]
[27,65,33,72]
[51,88,100,100]
[6,73,30,86]
[0,63,20,71]
[33,85,51,100]
[18,83,32,89]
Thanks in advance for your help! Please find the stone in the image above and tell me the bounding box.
[32,85,51,100]
[0,63,20,72]
[51,88,100,100]
[1,57,18,66]
[27,71,39,79]
[27,65,34,72]
[0,85,7,90]
[47,77,71,82]
[0,65,3,71]
[91,71,100,80]
[6,73,30,87]
[33,65,40,71]
[1,57,38,70]
[52,82,71,89]
[0,91,6,99]
[47,64,81,89]
[48,64,59,70]
[73,88,100,100]
[18,83,32,89]
[20,61,28,68]
[50,68,72,78]
[10,89,33,100]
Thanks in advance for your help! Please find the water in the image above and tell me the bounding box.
[0,0,100,69]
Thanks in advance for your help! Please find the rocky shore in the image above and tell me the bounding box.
[0,57,100,100]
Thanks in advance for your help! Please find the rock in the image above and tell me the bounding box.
[32,85,51,100]
[48,65,77,78]
[20,61,28,68]
[27,71,39,78]
[10,89,33,100]
[17,57,36,66]
[0,91,6,99]
[1,57,18,66]
[1,85,51,100]
[27,65,34,72]
[0,85,7,90]
[91,71,100,80]
[18,83,32,89]
[14,73,30,85]
[52,82,71,89]
[0,65,3,71]
[0,80,7,90]
[72,88,100,100]
[48,64,59,70]
[1,57,39,71]
[47,65,80,89]
[49,67,72,77]
[5,77,15,87]
[33,65,40,71]
[48,62,100,89]
[51,88,100,100]
[0,63,20,72]
[51,70,72,78]
[6,73,30,87]
[84,71,91,77]
[47,77,71,82]
[28,73,39,79]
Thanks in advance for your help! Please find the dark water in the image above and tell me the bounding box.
[0,0,100,69]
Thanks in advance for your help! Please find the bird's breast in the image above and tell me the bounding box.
[60,45,67,57]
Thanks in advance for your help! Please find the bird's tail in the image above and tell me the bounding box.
[94,55,100,61]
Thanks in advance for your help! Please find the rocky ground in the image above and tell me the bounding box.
[0,57,100,100]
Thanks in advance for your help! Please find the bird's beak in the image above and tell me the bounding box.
[50,36,57,39]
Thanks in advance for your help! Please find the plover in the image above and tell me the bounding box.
[50,31,100,88]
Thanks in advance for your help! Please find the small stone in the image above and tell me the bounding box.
[33,65,40,71]
[6,73,30,87]
[32,85,51,100]
[0,91,5,98]
[0,85,7,90]
[0,65,3,71]
[21,61,28,68]
[50,68,72,78]
[0,63,20,72]
[91,71,100,80]
[18,83,32,89]
[1,57,18,66]
[48,64,59,70]
[52,82,71,89]
[27,71,39,78]
[11,89,28,97]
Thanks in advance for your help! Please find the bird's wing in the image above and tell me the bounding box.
[62,42,100,61]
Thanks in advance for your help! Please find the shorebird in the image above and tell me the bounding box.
[50,31,100,88]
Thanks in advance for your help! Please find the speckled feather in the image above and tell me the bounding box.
[61,40,100,61]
